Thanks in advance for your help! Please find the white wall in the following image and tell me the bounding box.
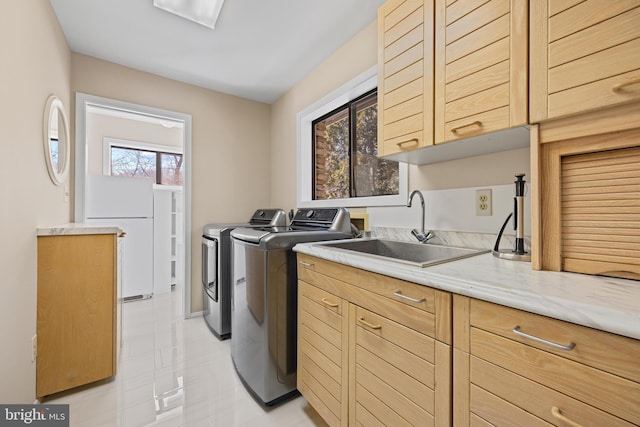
[72,54,271,313]
[369,184,531,236]
[0,1,72,402]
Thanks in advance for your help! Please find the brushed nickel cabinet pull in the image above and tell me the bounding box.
[321,298,338,308]
[393,291,426,303]
[612,76,640,93]
[451,121,482,135]
[299,261,314,267]
[551,407,584,427]
[358,317,381,330]
[513,326,576,351]
[395,138,419,148]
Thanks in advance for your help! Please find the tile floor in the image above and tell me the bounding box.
[43,288,327,426]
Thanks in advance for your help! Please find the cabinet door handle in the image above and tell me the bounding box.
[321,298,338,308]
[393,291,426,303]
[451,121,482,135]
[358,317,381,330]
[551,407,584,427]
[512,326,576,351]
[299,261,314,267]
[611,76,640,93]
[395,138,419,148]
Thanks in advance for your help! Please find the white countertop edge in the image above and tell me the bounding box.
[37,223,124,236]
[294,240,640,341]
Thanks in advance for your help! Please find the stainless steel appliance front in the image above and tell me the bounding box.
[230,207,352,406]
[201,209,286,340]
[231,240,298,405]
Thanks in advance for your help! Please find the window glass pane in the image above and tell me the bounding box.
[160,153,184,186]
[110,146,156,179]
[353,93,398,197]
[313,108,350,200]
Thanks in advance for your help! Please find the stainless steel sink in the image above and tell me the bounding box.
[321,239,489,268]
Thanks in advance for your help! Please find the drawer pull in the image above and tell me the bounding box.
[393,291,426,303]
[451,121,482,135]
[358,317,381,330]
[320,298,338,308]
[612,76,640,93]
[396,138,419,148]
[512,326,576,351]
[551,407,584,427]
[299,261,314,267]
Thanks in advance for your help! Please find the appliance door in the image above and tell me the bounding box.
[202,236,218,302]
[86,175,154,218]
[202,235,226,336]
[231,237,297,405]
[87,218,154,299]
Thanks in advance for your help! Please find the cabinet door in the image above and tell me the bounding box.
[37,234,117,397]
[435,0,528,142]
[530,0,640,122]
[350,305,451,427]
[378,0,435,156]
[298,281,349,427]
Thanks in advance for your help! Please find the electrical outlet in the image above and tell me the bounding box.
[32,335,37,363]
[476,189,492,216]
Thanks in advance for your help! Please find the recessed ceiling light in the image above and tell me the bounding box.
[153,0,225,29]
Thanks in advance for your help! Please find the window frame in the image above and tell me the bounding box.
[103,137,184,187]
[297,66,408,208]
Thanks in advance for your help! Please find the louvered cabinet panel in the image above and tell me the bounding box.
[435,0,527,142]
[298,255,452,427]
[531,1,640,122]
[378,0,434,156]
[352,306,439,427]
[561,146,640,279]
[298,281,348,427]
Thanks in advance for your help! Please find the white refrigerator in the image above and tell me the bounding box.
[86,175,154,299]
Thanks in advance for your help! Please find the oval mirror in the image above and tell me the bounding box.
[43,95,70,185]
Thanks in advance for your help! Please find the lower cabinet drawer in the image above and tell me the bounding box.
[470,356,635,427]
[470,328,640,425]
[470,299,640,383]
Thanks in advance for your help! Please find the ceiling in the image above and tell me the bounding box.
[49,0,385,104]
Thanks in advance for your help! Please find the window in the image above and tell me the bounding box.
[105,138,183,186]
[312,89,399,200]
[298,66,407,208]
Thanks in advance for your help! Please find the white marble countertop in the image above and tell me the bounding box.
[37,223,124,236]
[294,239,640,341]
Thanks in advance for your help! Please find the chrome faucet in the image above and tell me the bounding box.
[407,190,435,244]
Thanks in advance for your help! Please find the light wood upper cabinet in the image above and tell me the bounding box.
[378,0,435,156]
[434,0,528,142]
[453,295,640,427]
[530,0,640,122]
[37,233,120,398]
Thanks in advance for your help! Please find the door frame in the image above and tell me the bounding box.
[74,92,193,318]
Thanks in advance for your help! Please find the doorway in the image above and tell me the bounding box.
[74,93,193,318]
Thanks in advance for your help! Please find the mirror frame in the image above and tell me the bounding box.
[43,95,70,185]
